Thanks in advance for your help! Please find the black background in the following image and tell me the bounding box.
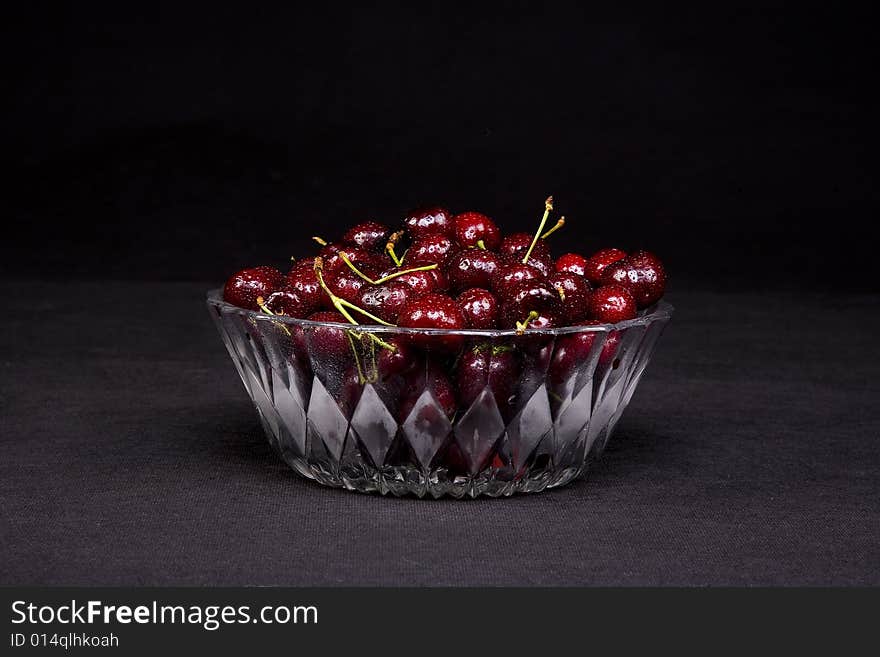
[4,4,877,288]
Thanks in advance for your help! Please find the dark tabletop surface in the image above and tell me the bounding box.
[2,281,878,586]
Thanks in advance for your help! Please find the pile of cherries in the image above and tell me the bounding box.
[222,199,666,419]
[223,198,665,331]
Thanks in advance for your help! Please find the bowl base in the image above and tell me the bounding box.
[281,454,588,498]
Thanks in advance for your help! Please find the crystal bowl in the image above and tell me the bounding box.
[207,290,672,498]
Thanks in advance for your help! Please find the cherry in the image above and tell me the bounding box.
[287,322,313,376]
[322,246,379,276]
[445,249,502,292]
[600,250,667,308]
[515,311,560,332]
[342,221,389,251]
[315,240,385,272]
[325,267,369,305]
[403,206,455,239]
[549,321,619,385]
[287,260,331,310]
[261,289,315,318]
[554,253,588,277]
[305,310,350,358]
[397,292,466,352]
[376,338,419,378]
[500,230,551,262]
[583,247,627,285]
[456,346,519,415]
[223,266,285,311]
[456,288,499,330]
[407,232,456,265]
[398,362,457,421]
[589,284,637,323]
[498,281,561,328]
[358,281,411,324]
[452,211,502,250]
[499,233,552,275]
[548,271,592,324]
[385,266,449,295]
[339,365,365,415]
[490,257,545,297]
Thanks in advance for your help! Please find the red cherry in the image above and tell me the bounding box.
[223,266,285,311]
[358,281,411,324]
[600,250,667,308]
[407,232,456,265]
[498,237,552,276]
[287,260,331,310]
[498,281,561,328]
[445,249,502,291]
[318,242,384,274]
[305,310,350,358]
[583,248,627,285]
[325,268,369,305]
[554,253,588,277]
[376,338,419,379]
[339,366,365,415]
[403,206,454,239]
[342,221,389,251]
[456,346,519,416]
[397,292,466,352]
[500,231,552,269]
[262,289,315,318]
[452,211,502,250]
[456,288,499,330]
[398,362,457,421]
[322,246,378,275]
[589,284,637,323]
[385,266,449,295]
[547,271,592,324]
[549,321,620,385]
[490,257,545,297]
[517,312,560,332]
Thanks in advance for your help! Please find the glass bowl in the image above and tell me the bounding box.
[207,290,672,498]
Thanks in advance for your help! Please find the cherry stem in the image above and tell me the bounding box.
[312,236,328,246]
[522,196,554,264]
[540,216,565,239]
[476,240,487,250]
[385,230,405,266]
[313,257,397,329]
[339,251,438,286]
[515,311,540,334]
[346,331,367,384]
[555,285,566,302]
[255,296,292,336]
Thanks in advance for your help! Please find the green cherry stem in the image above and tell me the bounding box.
[255,296,292,336]
[515,310,540,334]
[540,216,565,239]
[346,331,368,384]
[312,236,328,246]
[476,239,487,250]
[521,196,554,264]
[314,258,396,327]
[338,251,438,286]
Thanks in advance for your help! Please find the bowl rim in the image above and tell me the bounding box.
[206,289,673,336]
